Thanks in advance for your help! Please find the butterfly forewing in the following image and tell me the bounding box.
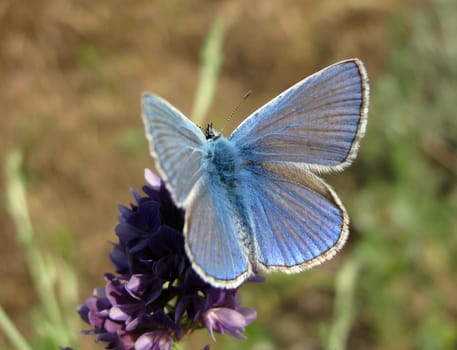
[142,94,206,205]
[230,59,369,173]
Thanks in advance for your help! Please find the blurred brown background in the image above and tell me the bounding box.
[4,0,456,349]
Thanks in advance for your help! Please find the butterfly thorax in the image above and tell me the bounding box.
[204,135,242,191]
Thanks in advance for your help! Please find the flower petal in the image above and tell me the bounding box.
[134,331,173,350]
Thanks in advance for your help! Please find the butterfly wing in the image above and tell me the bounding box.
[230,59,369,173]
[243,162,348,271]
[142,93,206,206]
[184,178,251,288]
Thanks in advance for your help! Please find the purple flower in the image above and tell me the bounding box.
[78,169,258,349]
[204,307,257,340]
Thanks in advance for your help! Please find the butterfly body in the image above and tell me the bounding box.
[142,59,369,288]
[202,133,255,259]
[204,134,242,190]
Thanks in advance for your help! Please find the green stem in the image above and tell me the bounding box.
[4,150,70,347]
[326,257,360,350]
[191,18,226,126]
[0,307,32,350]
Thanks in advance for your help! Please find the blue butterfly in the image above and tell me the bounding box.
[142,59,369,288]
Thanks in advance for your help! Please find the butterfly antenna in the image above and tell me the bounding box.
[220,90,252,133]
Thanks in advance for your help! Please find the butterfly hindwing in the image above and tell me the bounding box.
[244,162,348,271]
[230,59,369,173]
[142,94,206,206]
[184,179,251,288]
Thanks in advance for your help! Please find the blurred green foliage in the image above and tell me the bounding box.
[350,0,457,349]
[2,151,79,350]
